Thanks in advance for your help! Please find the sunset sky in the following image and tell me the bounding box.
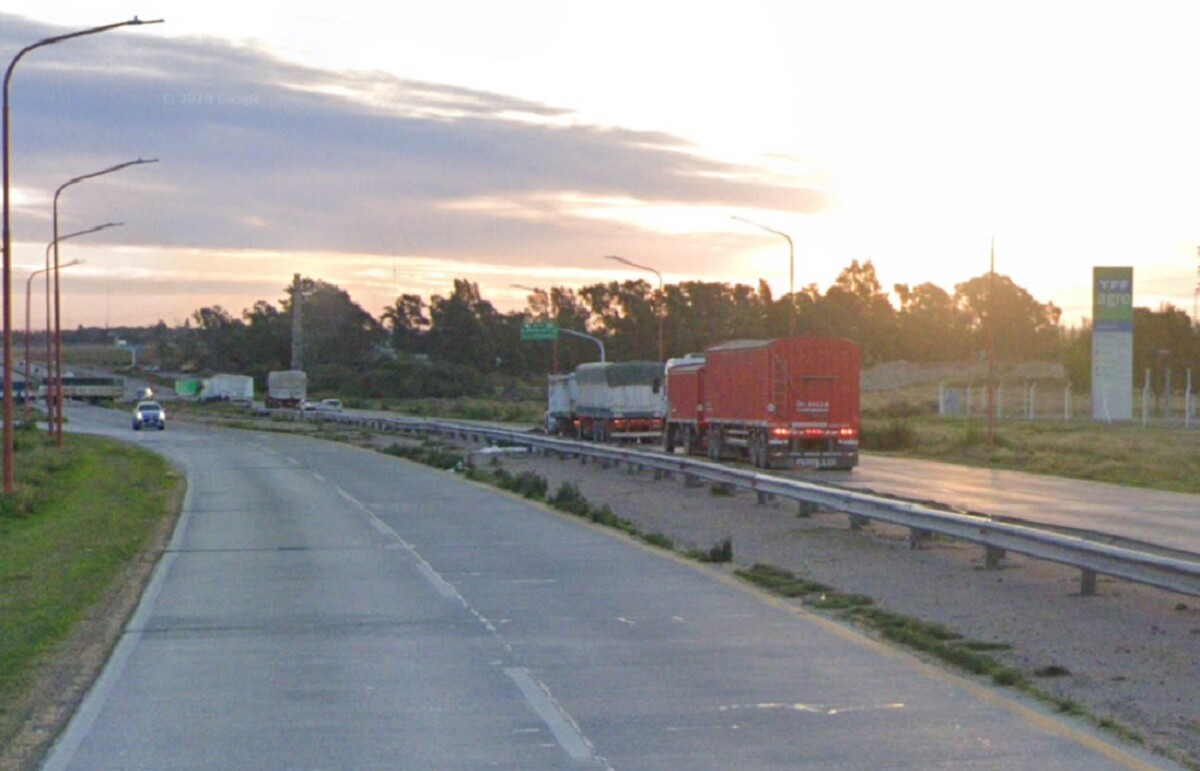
[4,1,1200,330]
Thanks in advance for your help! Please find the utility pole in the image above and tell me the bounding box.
[290,273,303,370]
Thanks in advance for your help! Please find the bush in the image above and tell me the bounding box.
[861,420,916,451]
[706,537,733,563]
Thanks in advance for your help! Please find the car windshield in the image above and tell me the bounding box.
[138,402,162,411]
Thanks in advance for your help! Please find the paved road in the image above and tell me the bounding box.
[819,455,1200,554]
[41,406,1176,769]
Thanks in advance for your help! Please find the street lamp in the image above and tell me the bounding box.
[37,222,120,429]
[51,159,157,445]
[604,254,664,361]
[2,16,163,490]
[25,256,84,424]
[731,215,795,338]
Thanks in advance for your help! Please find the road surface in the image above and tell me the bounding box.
[40,405,1176,769]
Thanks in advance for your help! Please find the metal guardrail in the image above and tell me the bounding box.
[300,410,1200,599]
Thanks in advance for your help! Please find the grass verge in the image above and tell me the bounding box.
[0,431,182,755]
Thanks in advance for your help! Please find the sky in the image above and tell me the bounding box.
[3,1,1200,330]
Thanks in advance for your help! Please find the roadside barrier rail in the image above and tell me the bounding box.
[298,410,1200,598]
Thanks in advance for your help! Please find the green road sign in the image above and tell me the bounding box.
[520,322,559,341]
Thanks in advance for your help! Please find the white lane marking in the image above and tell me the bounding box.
[505,667,601,766]
[338,485,608,768]
[719,702,906,716]
[311,471,325,482]
[336,487,461,600]
[616,617,636,626]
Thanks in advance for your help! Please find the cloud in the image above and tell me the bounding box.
[2,14,825,316]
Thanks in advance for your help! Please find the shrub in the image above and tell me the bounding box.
[862,420,916,451]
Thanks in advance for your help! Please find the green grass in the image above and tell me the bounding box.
[0,432,181,747]
[860,416,1200,494]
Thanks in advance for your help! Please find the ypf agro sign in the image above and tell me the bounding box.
[1091,267,1132,421]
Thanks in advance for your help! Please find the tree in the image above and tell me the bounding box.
[955,273,1062,361]
[381,293,429,354]
[807,260,898,364]
[894,282,971,361]
[1133,304,1197,398]
[427,279,502,370]
[282,278,384,372]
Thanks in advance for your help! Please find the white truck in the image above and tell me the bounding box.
[200,373,254,404]
[265,370,307,409]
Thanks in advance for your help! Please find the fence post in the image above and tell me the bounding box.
[1064,382,1071,423]
[1142,369,1151,427]
[1188,369,1194,429]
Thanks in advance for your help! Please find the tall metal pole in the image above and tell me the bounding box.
[36,223,116,427]
[2,18,162,486]
[987,237,996,447]
[604,255,664,360]
[290,273,303,370]
[52,160,156,446]
[26,256,83,424]
[731,216,795,337]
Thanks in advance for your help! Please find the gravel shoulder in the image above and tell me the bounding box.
[480,446,1200,768]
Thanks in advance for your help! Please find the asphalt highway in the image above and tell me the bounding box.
[39,405,1176,769]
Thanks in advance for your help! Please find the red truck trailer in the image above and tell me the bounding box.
[664,337,860,469]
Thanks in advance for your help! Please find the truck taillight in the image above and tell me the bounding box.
[770,426,792,439]
[838,427,857,439]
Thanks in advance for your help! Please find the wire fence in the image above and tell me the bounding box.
[937,370,1200,428]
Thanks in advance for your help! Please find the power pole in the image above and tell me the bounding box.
[290,273,303,370]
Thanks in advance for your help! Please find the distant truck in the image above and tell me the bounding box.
[265,370,307,409]
[664,337,860,469]
[571,361,666,442]
[544,373,579,435]
[200,373,254,403]
[44,375,125,406]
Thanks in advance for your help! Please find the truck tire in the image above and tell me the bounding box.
[707,427,723,461]
[662,425,676,454]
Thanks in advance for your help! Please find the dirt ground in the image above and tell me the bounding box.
[479,446,1200,769]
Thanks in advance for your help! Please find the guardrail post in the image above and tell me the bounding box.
[1080,569,1098,596]
[909,528,933,549]
[984,545,1006,569]
[756,490,773,505]
[797,500,819,517]
[849,514,869,531]
[684,473,703,488]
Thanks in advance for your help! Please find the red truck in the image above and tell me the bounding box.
[664,337,860,469]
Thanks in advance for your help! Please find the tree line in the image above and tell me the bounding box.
[69,261,1200,398]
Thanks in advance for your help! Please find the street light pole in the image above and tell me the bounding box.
[26,257,83,424]
[2,17,163,491]
[37,223,119,429]
[604,254,664,361]
[731,215,795,338]
[52,159,157,445]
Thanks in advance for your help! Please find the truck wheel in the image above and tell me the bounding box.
[662,425,675,454]
[752,431,771,468]
[707,427,723,461]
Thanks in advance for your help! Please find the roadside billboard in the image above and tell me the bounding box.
[1091,267,1133,421]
